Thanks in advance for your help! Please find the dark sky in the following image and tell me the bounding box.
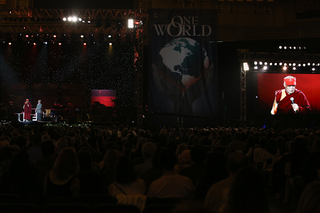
[32,0,135,9]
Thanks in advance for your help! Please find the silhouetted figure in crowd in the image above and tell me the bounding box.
[147,148,194,198]
[224,166,269,213]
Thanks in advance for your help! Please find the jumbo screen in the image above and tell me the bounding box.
[247,73,320,116]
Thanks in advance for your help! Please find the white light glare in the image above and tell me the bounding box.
[279,62,283,66]
[254,66,258,70]
[109,43,112,46]
[80,35,84,38]
[128,19,134,29]
[283,66,287,71]
[264,62,268,65]
[259,61,263,65]
[312,68,315,71]
[254,61,258,65]
[243,62,249,71]
[293,67,297,70]
[263,66,268,70]
[63,17,67,21]
[279,46,282,49]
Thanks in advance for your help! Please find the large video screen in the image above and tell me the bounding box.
[252,73,320,115]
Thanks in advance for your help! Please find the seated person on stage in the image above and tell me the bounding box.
[271,76,311,115]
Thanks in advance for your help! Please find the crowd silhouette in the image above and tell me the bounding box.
[0,123,319,213]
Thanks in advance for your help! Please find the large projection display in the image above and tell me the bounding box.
[255,73,320,115]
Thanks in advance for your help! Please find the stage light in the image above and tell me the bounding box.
[274,63,278,66]
[313,63,315,66]
[299,47,302,49]
[298,63,301,67]
[303,64,306,67]
[8,42,11,45]
[263,66,268,70]
[59,43,61,46]
[264,62,268,65]
[293,63,296,66]
[53,35,56,38]
[289,46,292,49]
[289,63,292,66]
[80,35,84,38]
[259,61,263,65]
[293,46,296,49]
[279,62,283,66]
[279,46,282,49]
[284,46,287,49]
[283,66,287,71]
[109,42,112,46]
[284,63,287,66]
[269,63,273,66]
[254,66,258,70]
[63,17,67,21]
[26,35,29,38]
[33,43,36,46]
[293,67,297,70]
[44,41,47,44]
[307,63,310,66]
[78,18,82,22]
[108,34,111,38]
[128,19,134,29]
[88,20,91,24]
[254,61,258,65]
[312,68,315,71]
[83,43,86,46]
[243,62,249,71]
[317,63,320,66]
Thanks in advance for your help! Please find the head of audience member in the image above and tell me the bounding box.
[78,149,93,172]
[227,152,248,175]
[14,135,28,150]
[159,148,176,171]
[204,151,228,183]
[292,135,307,154]
[141,142,157,160]
[51,147,79,181]
[0,146,17,168]
[190,145,207,164]
[176,144,188,159]
[178,150,192,166]
[225,166,269,213]
[114,156,137,184]
[310,137,320,153]
[31,133,42,147]
[41,140,55,157]
[296,180,320,213]
[101,148,121,167]
[55,138,68,154]
[265,138,277,155]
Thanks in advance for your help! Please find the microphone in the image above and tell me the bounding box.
[290,97,298,113]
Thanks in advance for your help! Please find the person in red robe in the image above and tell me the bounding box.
[271,76,311,115]
[23,99,32,121]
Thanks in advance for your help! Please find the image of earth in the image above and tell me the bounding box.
[158,37,210,90]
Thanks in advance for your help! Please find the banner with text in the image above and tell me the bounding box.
[148,9,218,126]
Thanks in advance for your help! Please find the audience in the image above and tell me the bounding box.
[0,123,319,213]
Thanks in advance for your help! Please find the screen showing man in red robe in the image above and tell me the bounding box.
[23,99,32,121]
[270,76,311,115]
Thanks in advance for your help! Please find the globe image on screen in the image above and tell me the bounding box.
[157,37,210,91]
